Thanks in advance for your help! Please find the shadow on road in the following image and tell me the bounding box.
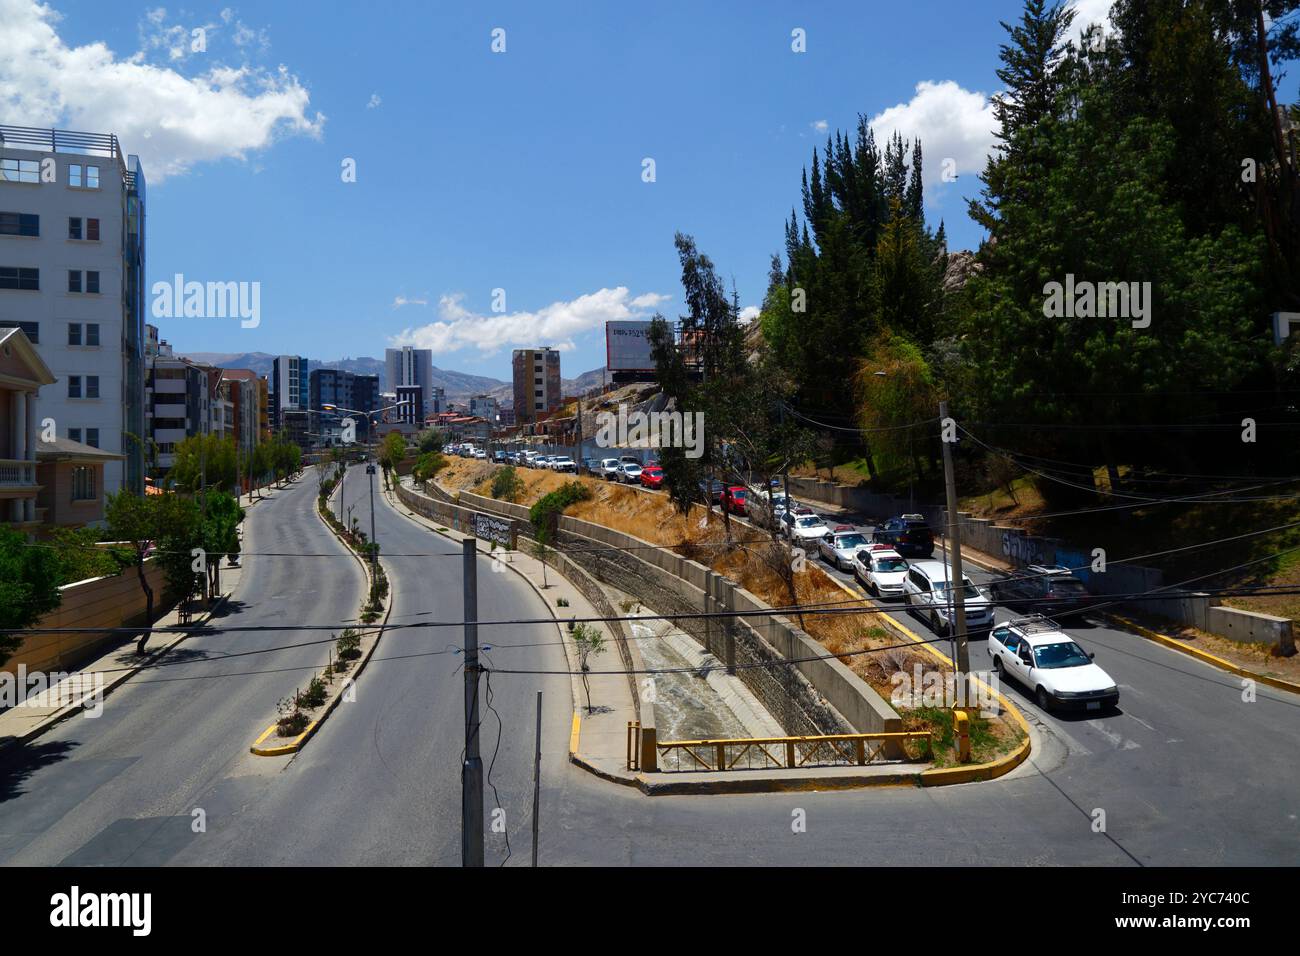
[0,738,79,804]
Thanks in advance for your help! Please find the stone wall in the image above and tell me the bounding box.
[437,483,902,738]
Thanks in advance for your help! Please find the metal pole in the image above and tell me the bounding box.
[368,461,377,564]
[939,400,970,705]
[531,690,542,867]
[462,538,485,867]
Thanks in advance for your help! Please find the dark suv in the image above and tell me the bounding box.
[989,565,1093,614]
[871,514,934,558]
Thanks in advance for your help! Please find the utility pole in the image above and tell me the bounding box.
[366,459,377,565]
[531,690,542,867]
[938,400,971,706]
[462,538,485,867]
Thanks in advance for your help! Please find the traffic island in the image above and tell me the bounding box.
[247,474,393,757]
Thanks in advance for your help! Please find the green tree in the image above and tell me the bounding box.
[169,434,238,494]
[106,491,202,654]
[490,464,524,502]
[0,528,63,665]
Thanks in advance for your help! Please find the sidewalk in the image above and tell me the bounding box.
[0,485,277,755]
[382,479,639,783]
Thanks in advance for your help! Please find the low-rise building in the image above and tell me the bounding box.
[35,436,124,528]
[0,326,56,529]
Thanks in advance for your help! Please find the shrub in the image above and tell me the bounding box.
[491,465,524,502]
[336,628,361,660]
[300,674,327,708]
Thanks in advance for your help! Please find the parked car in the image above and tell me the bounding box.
[599,458,622,480]
[781,508,829,545]
[816,526,871,571]
[473,448,487,460]
[723,486,748,515]
[853,545,909,599]
[872,514,935,558]
[493,450,506,463]
[640,465,665,489]
[989,565,1093,615]
[989,616,1119,712]
[619,455,642,468]
[617,461,643,483]
[698,478,725,504]
[550,456,578,473]
[902,560,994,635]
[582,458,601,475]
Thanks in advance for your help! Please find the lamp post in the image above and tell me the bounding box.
[321,401,409,565]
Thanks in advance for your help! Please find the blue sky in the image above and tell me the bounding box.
[4,0,1229,381]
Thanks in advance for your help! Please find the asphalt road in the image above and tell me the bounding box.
[3,465,1297,865]
[0,475,366,865]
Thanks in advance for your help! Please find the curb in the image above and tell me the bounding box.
[0,590,233,758]
[384,480,583,718]
[824,574,1033,786]
[247,476,392,756]
[0,483,273,757]
[1105,611,1300,696]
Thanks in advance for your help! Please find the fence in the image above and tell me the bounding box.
[629,725,932,773]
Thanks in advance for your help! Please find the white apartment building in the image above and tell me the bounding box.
[0,125,147,495]
[271,354,308,426]
[385,346,434,417]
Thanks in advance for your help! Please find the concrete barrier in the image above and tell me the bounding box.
[1207,606,1295,655]
[4,561,170,676]
[433,483,902,741]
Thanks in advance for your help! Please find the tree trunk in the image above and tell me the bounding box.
[135,557,154,654]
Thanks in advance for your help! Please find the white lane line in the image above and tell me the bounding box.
[1127,713,1158,733]
[1086,719,1141,750]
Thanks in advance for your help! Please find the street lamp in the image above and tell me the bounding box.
[321,401,410,565]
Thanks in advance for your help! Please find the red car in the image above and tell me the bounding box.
[723,485,748,515]
[640,465,665,489]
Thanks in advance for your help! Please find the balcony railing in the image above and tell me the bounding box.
[0,124,121,159]
[0,459,37,487]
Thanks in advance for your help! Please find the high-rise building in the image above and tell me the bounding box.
[512,347,561,423]
[0,125,147,494]
[385,346,433,416]
[271,355,308,428]
[310,368,379,439]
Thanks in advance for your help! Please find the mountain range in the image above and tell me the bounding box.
[178,351,606,403]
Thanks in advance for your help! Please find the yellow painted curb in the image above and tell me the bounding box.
[1106,612,1300,696]
[825,575,1032,786]
[569,711,581,755]
[250,718,320,757]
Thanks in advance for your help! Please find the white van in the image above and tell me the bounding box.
[902,559,994,635]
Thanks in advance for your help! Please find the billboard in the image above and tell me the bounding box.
[606,320,656,372]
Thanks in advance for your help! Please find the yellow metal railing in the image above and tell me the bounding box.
[629,725,932,773]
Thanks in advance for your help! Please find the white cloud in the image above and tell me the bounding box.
[392,295,428,308]
[391,287,667,356]
[0,0,324,182]
[1070,0,1115,32]
[810,119,829,133]
[738,305,760,323]
[366,93,382,109]
[868,80,997,191]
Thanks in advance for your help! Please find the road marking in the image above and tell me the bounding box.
[1127,713,1158,733]
[1086,719,1140,750]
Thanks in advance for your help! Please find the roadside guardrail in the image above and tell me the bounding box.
[629,724,931,772]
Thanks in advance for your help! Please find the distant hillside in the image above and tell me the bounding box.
[179,351,510,400]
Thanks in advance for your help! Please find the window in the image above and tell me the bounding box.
[0,320,39,343]
[0,266,39,290]
[68,270,81,293]
[68,427,82,443]
[86,322,99,346]
[69,164,82,187]
[86,166,100,188]
[0,212,39,237]
[69,164,99,187]
[71,465,95,501]
[68,322,81,345]
[86,271,99,294]
[85,428,99,448]
[68,375,81,398]
[68,217,81,240]
[87,218,99,241]
[0,159,40,183]
[85,376,99,399]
